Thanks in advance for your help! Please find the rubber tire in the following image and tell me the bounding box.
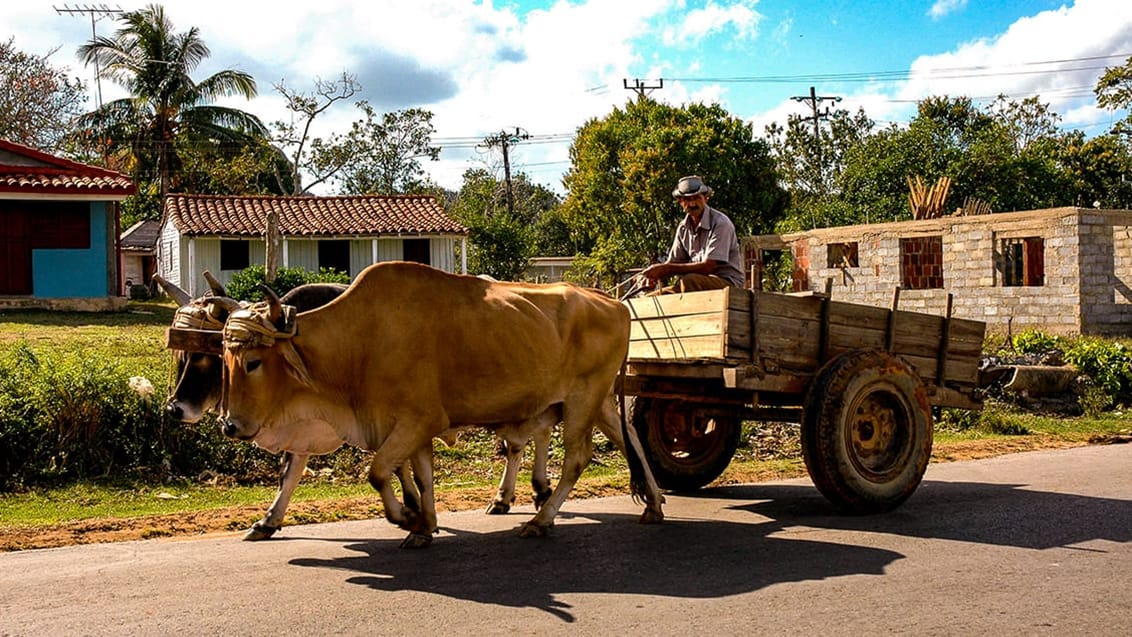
[801,349,933,514]
[632,397,741,492]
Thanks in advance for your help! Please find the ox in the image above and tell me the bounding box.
[158,273,555,540]
[218,261,664,547]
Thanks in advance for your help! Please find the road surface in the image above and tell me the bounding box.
[1,444,1130,636]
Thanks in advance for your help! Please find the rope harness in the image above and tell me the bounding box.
[166,300,229,406]
[220,302,311,413]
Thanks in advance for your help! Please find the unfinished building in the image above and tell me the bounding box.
[743,207,1132,337]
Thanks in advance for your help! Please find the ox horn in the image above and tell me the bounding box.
[205,296,244,321]
[258,284,283,324]
[202,270,227,297]
[153,274,192,306]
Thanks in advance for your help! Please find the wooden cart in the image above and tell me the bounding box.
[622,287,986,514]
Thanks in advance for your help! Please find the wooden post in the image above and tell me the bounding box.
[935,293,954,385]
[818,292,832,363]
[885,286,901,351]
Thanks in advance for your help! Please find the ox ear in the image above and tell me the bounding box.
[153,274,192,306]
[202,271,227,297]
[258,284,283,324]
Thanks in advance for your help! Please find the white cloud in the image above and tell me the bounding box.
[896,0,1132,130]
[662,0,762,47]
[928,0,969,21]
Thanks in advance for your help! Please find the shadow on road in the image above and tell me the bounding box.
[289,514,901,622]
[287,476,1130,622]
[696,479,1132,550]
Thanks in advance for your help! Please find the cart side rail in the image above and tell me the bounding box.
[624,287,986,399]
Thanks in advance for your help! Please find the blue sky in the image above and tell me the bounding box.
[4,0,1130,193]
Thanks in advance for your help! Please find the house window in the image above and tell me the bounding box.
[318,239,350,275]
[403,238,430,265]
[900,236,943,289]
[220,239,249,271]
[826,242,859,268]
[1001,237,1044,286]
[30,201,89,249]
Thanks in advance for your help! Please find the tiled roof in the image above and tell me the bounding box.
[165,193,468,237]
[0,139,135,197]
[120,219,161,250]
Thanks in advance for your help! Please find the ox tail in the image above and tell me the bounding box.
[618,358,649,503]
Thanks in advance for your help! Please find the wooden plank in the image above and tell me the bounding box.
[630,313,725,341]
[165,327,223,354]
[624,289,741,320]
[629,334,727,361]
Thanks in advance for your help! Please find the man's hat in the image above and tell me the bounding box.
[672,175,713,198]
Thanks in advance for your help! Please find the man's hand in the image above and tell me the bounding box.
[639,262,670,283]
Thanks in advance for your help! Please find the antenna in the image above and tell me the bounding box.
[54,4,124,108]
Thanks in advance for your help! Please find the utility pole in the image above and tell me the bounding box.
[479,127,530,218]
[790,86,842,195]
[623,78,663,99]
[54,4,124,109]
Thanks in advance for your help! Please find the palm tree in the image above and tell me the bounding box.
[75,4,267,218]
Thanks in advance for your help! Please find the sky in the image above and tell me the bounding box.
[4,0,1132,195]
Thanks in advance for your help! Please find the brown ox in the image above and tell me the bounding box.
[157,274,553,541]
[219,261,664,547]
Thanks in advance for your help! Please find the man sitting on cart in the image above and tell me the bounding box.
[639,175,745,294]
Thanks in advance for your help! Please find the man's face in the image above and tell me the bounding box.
[678,193,706,217]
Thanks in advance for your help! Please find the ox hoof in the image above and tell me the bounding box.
[639,509,665,525]
[518,521,551,538]
[399,532,433,549]
[243,523,280,541]
[485,501,511,515]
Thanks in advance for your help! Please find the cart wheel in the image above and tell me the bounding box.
[632,398,741,491]
[801,349,933,514]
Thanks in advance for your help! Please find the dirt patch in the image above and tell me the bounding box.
[0,436,1093,552]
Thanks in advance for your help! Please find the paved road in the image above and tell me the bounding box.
[2,444,1130,636]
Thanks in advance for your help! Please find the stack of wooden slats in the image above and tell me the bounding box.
[958,196,992,216]
[907,175,952,219]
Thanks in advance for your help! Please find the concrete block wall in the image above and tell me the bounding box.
[742,207,1132,337]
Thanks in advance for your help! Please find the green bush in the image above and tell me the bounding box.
[1011,329,1062,354]
[1063,337,1132,403]
[224,266,350,302]
[0,342,285,492]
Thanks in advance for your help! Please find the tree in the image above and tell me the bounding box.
[335,105,441,194]
[270,72,360,195]
[562,98,788,287]
[448,168,561,280]
[1095,54,1132,135]
[74,3,266,219]
[766,106,874,230]
[834,95,1076,223]
[177,135,292,196]
[0,39,87,154]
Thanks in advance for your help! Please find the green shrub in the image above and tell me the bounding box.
[0,341,285,492]
[1063,337,1132,403]
[224,266,350,302]
[1011,329,1062,354]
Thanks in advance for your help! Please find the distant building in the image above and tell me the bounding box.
[745,206,1132,336]
[0,139,135,311]
[525,256,575,283]
[158,193,469,296]
[119,219,160,296]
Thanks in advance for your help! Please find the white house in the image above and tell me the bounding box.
[157,193,469,296]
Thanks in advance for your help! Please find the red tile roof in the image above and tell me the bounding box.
[0,139,135,197]
[165,193,468,237]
